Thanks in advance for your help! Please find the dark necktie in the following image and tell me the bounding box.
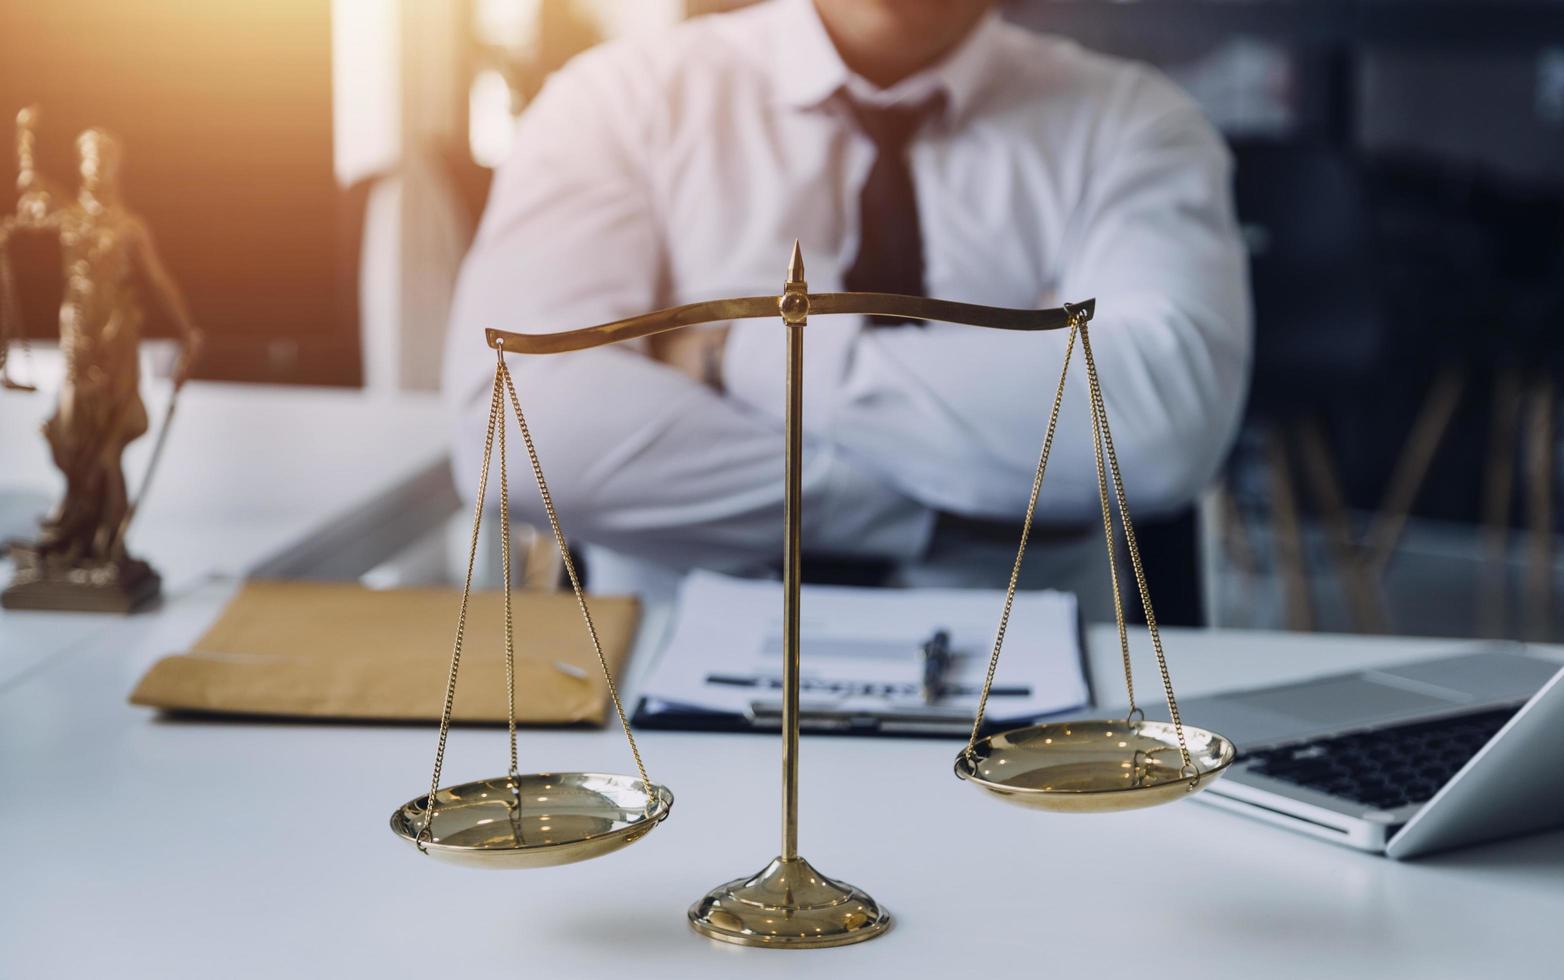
[842,92,945,327]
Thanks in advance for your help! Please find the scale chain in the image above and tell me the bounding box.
[497,356,520,782]
[1088,345,1138,721]
[497,353,655,801]
[1078,324,1196,780]
[418,368,506,849]
[963,307,1198,785]
[963,317,1080,753]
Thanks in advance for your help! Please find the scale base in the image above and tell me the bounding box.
[688,855,890,949]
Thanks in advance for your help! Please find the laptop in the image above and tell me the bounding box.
[1167,649,1564,859]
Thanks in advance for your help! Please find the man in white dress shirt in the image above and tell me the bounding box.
[443,0,1251,611]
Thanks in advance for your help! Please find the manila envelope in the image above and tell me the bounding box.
[129,579,640,725]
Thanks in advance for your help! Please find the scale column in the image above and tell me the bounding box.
[779,241,806,862]
[687,242,892,949]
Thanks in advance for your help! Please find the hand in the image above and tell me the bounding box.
[649,324,729,392]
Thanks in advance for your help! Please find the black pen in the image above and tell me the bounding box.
[921,629,952,704]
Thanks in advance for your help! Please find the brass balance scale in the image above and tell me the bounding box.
[389,243,1236,948]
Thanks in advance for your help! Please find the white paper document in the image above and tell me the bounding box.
[635,570,1088,734]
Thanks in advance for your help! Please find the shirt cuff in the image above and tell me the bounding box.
[724,315,931,561]
[721,315,860,435]
[811,445,937,562]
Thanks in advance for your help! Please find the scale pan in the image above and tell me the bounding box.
[955,719,1235,813]
[390,772,673,869]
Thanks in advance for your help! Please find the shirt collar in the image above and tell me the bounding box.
[769,0,1004,122]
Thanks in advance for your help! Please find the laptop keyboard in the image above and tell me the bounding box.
[1242,706,1517,811]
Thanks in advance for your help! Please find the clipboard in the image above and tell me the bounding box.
[630,571,1092,738]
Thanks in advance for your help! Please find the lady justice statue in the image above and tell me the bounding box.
[1,106,203,612]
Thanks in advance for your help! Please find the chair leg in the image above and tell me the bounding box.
[1218,481,1259,579]
[1480,369,1522,638]
[1266,427,1314,631]
[1365,366,1465,575]
[1297,418,1387,632]
[1524,377,1555,640]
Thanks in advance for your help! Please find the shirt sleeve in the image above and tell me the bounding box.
[441,48,934,571]
[723,69,1252,526]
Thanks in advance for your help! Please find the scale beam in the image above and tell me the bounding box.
[483,293,1093,355]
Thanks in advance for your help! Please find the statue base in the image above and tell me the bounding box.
[2,543,162,613]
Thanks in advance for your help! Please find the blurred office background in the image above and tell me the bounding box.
[3,0,1562,639]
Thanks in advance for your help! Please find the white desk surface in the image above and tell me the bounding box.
[0,381,448,687]
[1,572,1559,979]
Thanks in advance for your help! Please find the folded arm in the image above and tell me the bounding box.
[442,51,932,570]
[723,74,1251,525]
